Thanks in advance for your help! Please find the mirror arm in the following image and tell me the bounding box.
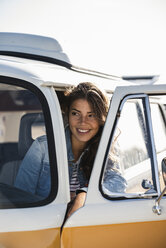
[152,185,166,215]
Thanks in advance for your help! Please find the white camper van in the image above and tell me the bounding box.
[0,32,165,248]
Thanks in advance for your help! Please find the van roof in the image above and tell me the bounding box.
[0,32,133,92]
[0,32,70,64]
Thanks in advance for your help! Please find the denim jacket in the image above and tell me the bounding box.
[14,126,89,197]
[15,126,127,197]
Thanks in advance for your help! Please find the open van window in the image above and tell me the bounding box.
[101,94,166,199]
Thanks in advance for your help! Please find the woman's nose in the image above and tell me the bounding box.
[79,115,87,123]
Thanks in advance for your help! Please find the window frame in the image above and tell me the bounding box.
[0,75,58,208]
[100,93,161,200]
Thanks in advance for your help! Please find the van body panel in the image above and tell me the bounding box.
[0,228,60,248]
[61,220,166,248]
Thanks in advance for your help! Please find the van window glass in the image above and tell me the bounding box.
[0,81,56,208]
[150,103,166,153]
[102,98,157,198]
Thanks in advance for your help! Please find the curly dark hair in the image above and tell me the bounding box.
[65,82,109,123]
[64,82,109,180]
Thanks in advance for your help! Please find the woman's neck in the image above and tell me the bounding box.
[71,136,87,162]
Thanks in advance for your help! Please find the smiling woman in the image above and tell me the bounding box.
[64,82,109,178]
[62,82,111,217]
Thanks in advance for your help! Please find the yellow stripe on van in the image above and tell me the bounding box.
[0,228,60,248]
[61,220,166,248]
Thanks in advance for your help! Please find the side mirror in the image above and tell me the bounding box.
[162,158,166,185]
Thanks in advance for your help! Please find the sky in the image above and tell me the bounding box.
[0,0,166,77]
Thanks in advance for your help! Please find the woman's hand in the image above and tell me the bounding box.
[67,192,86,218]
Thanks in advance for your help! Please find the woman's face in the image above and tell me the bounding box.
[69,99,100,146]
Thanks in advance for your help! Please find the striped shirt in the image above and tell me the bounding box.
[70,164,80,192]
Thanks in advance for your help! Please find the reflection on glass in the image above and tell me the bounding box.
[102,99,155,197]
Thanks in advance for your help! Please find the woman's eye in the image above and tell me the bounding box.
[88,114,96,118]
[71,111,79,117]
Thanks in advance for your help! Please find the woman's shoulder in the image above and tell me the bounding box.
[36,135,47,142]
[34,135,48,152]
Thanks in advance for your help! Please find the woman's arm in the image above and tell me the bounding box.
[14,138,43,194]
[67,192,86,218]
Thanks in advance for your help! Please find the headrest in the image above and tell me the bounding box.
[18,113,44,159]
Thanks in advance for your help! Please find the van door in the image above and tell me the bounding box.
[61,84,166,248]
[0,76,69,248]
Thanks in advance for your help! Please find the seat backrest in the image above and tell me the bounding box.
[0,112,44,185]
[18,112,44,159]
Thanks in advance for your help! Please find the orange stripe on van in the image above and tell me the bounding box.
[61,220,166,248]
[0,228,60,248]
